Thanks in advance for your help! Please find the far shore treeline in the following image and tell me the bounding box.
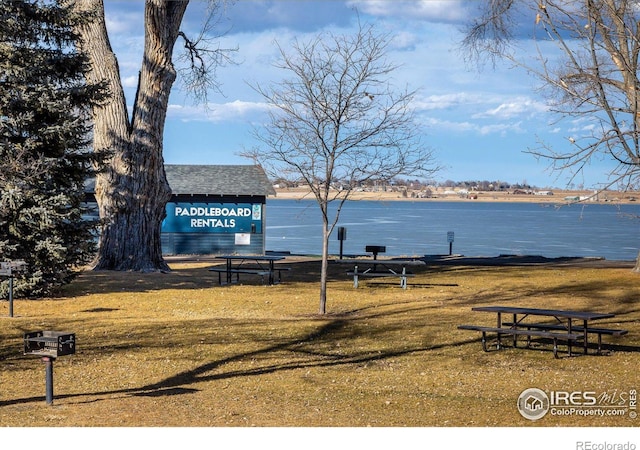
[272,185,639,204]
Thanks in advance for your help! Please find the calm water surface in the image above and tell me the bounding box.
[265,199,640,260]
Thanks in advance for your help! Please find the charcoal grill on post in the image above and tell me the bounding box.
[365,245,386,271]
[365,245,386,260]
[24,331,76,405]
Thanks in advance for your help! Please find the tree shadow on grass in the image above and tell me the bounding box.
[5,328,635,408]
[6,297,638,409]
[3,266,639,408]
[0,302,480,407]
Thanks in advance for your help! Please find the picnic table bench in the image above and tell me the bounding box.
[501,321,628,354]
[209,267,271,284]
[458,306,627,358]
[457,324,584,358]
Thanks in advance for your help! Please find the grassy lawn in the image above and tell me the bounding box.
[0,257,638,427]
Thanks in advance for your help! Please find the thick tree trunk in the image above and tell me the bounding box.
[74,0,188,271]
[633,250,640,273]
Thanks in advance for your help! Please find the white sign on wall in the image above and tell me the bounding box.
[235,233,251,245]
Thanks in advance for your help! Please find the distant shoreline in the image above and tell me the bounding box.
[273,187,640,204]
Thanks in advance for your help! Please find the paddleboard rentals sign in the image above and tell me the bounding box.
[162,202,263,233]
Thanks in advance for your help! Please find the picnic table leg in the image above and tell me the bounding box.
[353,265,359,288]
[496,312,502,349]
[400,267,407,289]
[567,319,573,356]
[268,261,274,285]
[582,319,588,355]
[481,331,488,352]
[597,334,602,354]
[512,313,517,347]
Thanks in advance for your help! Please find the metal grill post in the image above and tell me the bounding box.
[43,357,54,405]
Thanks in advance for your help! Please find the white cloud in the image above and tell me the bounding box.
[103,2,144,36]
[105,15,138,35]
[122,76,138,88]
[167,100,271,123]
[348,0,469,23]
[478,121,525,136]
[567,117,599,134]
[421,116,525,136]
[103,3,145,82]
[473,98,549,119]
[422,117,477,133]
[414,92,485,111]
[390,31,420,51]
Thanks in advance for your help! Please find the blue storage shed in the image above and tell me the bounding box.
[85,164,276,256]
[161,164,276,255]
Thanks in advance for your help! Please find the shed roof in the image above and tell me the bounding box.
[85,165,276,197]
[165,165,276,196]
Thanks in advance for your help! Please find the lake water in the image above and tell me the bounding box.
[264,199,640,261]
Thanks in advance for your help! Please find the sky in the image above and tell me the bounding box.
[101,0,616,189]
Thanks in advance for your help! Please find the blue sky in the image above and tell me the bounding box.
[102,0,615,189]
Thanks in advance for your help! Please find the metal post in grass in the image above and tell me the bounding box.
[337,227,346,259]
[2,261,26,318]
[43,356,54,404]
[1,263,13,317]
[8,274,13,318]
[447,231,454,256]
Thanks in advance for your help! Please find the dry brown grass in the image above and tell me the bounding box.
[1,257,639,427]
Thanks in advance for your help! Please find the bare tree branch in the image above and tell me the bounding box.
[175,0,238,103]
[462,0,640,191]
[462,0,640,270]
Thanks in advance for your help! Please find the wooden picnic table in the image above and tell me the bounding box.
[458,305,627,357]
[209,255,286,285]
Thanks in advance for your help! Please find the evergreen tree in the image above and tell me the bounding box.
[0,0,105,298]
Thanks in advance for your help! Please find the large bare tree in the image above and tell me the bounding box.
[462,0,640,271]
[245,23,439,314]
[72,0,232,271]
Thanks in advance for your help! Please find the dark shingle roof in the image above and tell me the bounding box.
[85,165,276,197]
[165,164,276,196]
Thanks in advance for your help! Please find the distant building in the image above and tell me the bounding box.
[85,165,276,256]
